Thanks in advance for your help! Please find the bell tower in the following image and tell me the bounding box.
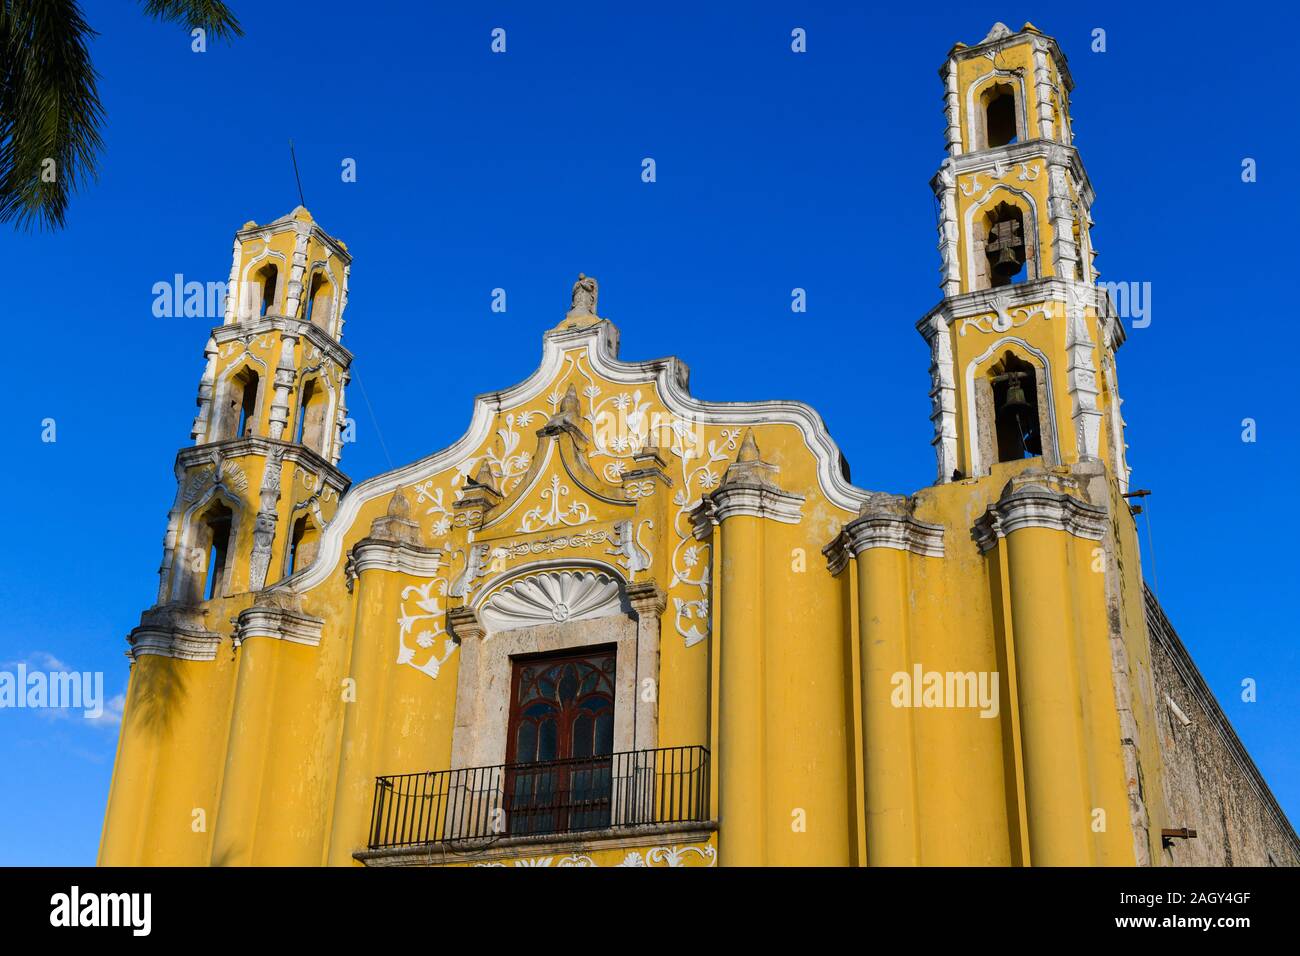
[920,22,1130,489]
[153,207,353,614]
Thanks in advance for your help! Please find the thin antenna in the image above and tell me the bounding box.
[1143,499,1160,600]
[289,138,306,208]
[1123,489,1159,599]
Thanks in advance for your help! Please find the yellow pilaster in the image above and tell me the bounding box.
[1004,525,1093,864]
[324,567,396,865]
[716,514,765,866]
[856,545,920,865]
[210,638,281,865]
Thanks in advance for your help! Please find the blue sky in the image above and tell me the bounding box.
[1,3,1295,865]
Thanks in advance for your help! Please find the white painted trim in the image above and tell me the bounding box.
[349,540,445,578]
[972,482,1107,553]
[282,323,870,594]
[964,68,1028,152]
[238,242,287,322]
[233,605,324,648]
[962,184,1042,294]
[172,484,245,603]
[963,336,1061,477]
[212,351,270,441]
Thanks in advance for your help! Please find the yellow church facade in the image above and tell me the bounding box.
[100,22,1298,868]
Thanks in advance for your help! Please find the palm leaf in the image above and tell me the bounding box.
[0,0,241,231]
[140,0,243,41]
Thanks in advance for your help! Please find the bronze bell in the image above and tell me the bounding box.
[1003,373,1030,411]
[995,370,1041,460]
[987,219,1025,283]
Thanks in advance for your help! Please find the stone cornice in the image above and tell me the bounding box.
[127,604,221,662]
[233,602,324,649]
[177,436,350,494]
[944,25,1072,93]
[972,471,1107,553]
[236,216,352,266]
[447,606,486,644]
[692,483,805,535]
[212,315,353,369]
[822,495,945,573]
[918,277,1109,333]
[347,539,445,580]
[625,581,668,617]
[937,138,1091,202]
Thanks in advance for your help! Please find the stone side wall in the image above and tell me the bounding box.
[1147,588,1299,866]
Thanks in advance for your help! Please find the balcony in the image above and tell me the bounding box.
[367,745,710,851]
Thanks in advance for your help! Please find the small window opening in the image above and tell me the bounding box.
[985,202,1027,287]
[984,84,1018,148]
[295,378,327,452]
[1072,218,1085,281]
[202,500,233,601]
[991,352,1042,463]
[285,514,309,577]
[305,272,332,331]
[256,263,278,317]
[236,369,260,437]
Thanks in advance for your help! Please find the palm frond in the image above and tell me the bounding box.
[0,0,106,230]
[139,0,243,41]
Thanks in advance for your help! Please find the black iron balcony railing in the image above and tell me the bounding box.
[368,745,710,849]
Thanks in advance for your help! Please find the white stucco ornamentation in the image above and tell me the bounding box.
[518,474,598,533]
[396,579,458,679]
[1064,284,1104,461]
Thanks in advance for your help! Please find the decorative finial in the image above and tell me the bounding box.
[981,22,1013,43]
[736,428,761,463]
[559,384,582,419]
[387,488,411,519]
[471,460,499,494]
[568,273,599,317]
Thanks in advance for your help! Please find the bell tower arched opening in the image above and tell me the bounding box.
[990,351,1042,462]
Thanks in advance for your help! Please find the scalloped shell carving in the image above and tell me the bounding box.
[479,570,623,633]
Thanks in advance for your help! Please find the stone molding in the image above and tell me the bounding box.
[211,315,353,369]
[233,597,324,649]
[346,539,445,583]
[972,470,1107,553]
[625,580,667,618]
[449,611,645,771]
[823,495,946,573]
[176,435,349,497]
[699,484,805,531]
[689,430,805,533]
[916,275,1114,336]
[127,604,222,662]
[946,24,1073,98]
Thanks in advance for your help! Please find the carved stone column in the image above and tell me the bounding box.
[625,581,666,752]
[247,447,284,591]
[191,336,218,444]
[268,332,298,441]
